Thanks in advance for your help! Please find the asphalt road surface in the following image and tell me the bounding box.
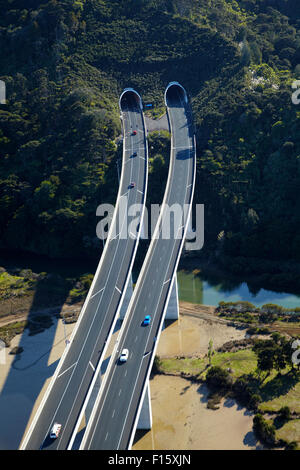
[20,91,148,450]
[80,84,196,450]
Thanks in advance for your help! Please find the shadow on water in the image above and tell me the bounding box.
[0,253,90,449]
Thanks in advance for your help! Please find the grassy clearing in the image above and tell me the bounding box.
[0,271,36,302]
[260,379,300,414]
[160,349,257,379]
[159,357,206,376]
[0,267,92,319]
[276,420,300,446]
[0,320,27,346]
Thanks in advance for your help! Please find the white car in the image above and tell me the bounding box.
[119,348,129,363]
[50,423,62,439]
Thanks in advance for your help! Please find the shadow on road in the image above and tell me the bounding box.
[0,273,72,449]
[176,149,192,160]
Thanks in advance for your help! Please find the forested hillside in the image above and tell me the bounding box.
[1,0,300,285]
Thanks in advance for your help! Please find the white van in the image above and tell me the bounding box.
[50,423,62,439]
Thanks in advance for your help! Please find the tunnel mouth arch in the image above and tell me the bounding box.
[119,88,142,111]
[164,81,187,107]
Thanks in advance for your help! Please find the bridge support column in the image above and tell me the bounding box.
[137,382,152,430]
[119,275,134,320]
[165,274,179,320]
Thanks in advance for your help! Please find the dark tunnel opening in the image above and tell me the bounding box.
[120,89,141,112]
[165,82,186,107]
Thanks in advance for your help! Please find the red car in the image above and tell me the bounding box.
[132,130,137,135]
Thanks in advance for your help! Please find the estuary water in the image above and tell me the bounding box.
[177,270,300,309]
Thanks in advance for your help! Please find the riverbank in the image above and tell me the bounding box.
[156,302,249,358]
[133,377,262,450]
[132,302,264,450]
[0,285,299,449]
[132,300,300,450]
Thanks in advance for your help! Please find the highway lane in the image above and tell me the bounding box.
[20,90,148,450]
[80,83,196,450]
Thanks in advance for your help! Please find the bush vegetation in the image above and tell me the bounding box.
[0,0,300,287]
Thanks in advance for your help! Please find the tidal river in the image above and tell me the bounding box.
[177,269,300,309]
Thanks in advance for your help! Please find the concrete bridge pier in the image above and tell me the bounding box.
[165,274,179,320]
[137,382,152,430]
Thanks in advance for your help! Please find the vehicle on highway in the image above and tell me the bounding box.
[50,423,62,439]
[142,315,151,326]
[132,130,137,135]
[129,182,136,188]
[119,349,129,363]
[132,151,137,157]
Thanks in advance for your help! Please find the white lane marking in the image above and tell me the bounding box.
[90,287,105,300]
[115,286,122,294]
[89,361,95,371]
[57,362,77,379]
[112,409,115,418]
[137,190,143,195]
[163,278,171,285]
[118,389,122,396]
